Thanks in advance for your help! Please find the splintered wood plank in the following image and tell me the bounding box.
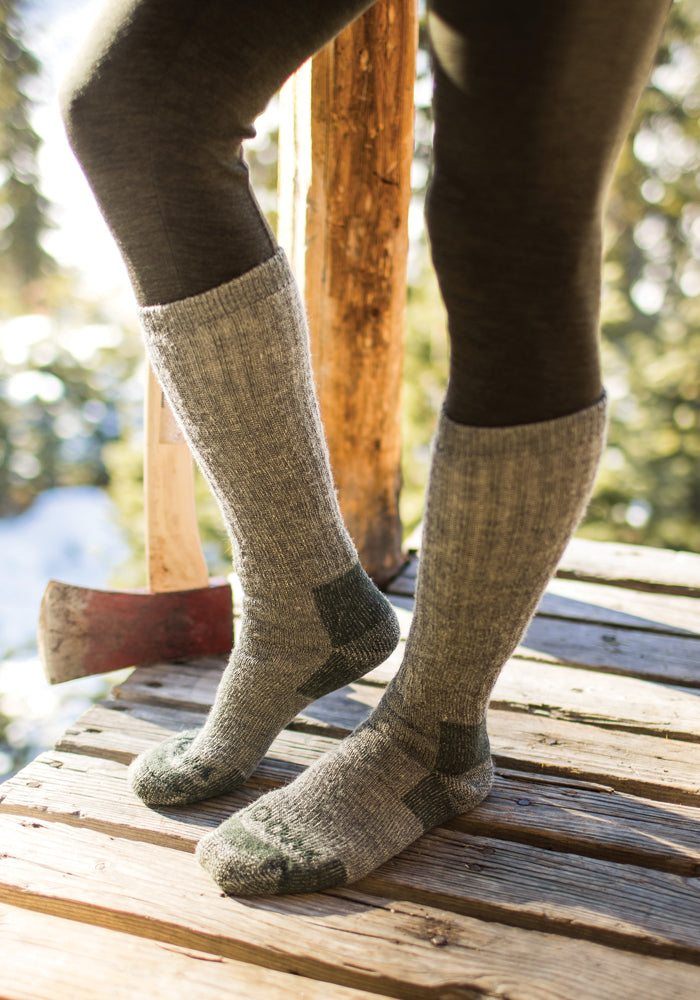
[56,699,338,775]
[491,659,700,742]
[518,615,700,687]
[542,577,700,635]
[115,655,700,743]
[56,698,700,804]
[453,768,700,876]
[3,751,699,876]
[487,709,700,805]
[400,535,700,596]
[389,552,700,633]
[1,817,699,998]
[559,538,700,597]
[361,825,700,963]
[0,903,377,1000]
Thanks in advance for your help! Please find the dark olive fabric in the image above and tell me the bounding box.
[62,0,668,425]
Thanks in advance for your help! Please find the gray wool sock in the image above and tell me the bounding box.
[129,251,400,805]
[197,394,608,895]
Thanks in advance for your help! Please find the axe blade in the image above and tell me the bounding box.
[38,578,233,684]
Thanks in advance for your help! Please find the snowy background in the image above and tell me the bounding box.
[1,0,136,782]
[0,486,132,779]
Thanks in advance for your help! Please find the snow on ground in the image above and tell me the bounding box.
[0,486,133,781]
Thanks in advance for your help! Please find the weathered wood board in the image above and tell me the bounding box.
[3,537,700,999]
[57,692,700,806]
[0,903,378,1000]
[2,816,700,997]
[114,654,700,742]
[397,535,700,597]
[2,749,699,876]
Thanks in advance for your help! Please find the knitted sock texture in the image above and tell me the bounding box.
[197,394,608,895]
[129,250,399,805]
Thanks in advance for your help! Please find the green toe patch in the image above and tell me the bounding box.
[211,823,348,895]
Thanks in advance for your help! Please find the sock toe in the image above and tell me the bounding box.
[197,819,348,897]
[129,731,246,806]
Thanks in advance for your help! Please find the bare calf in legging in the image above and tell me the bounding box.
[61,0,669,895]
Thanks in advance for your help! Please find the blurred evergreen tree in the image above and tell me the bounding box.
[402,0,700,553]
[0,0,55,305]
[589,0,700,551]
[0,0,143,518]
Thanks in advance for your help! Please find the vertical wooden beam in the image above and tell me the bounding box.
[304,0,417,586]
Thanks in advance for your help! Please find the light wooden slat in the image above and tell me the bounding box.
[487,709,700,805]
[452,767,700,876]
[518,615,700,688]
[390,579,700,690]
[398,535,700,597]
[491,659,700,742]
[542,577,700,635]
[0,903,376,1000]
[2,816,700,995]
[362,826,700,963]
[3,751,699,876]
[56,700,337,777]
[56,697,700,804]
[390,552,700,634]
[560,538,700,597]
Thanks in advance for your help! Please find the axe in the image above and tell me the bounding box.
[38,365,233,684]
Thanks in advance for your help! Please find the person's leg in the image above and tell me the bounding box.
[197,0,669,896]
[428,0,671,428]
[61,0,376,305]
[61,0,400,807]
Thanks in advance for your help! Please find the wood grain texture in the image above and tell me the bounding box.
[54,696,700,805]
[559,538,700,597]
[305,0,418,584]
[2,817,700,998]
[389,556,700,634]
[402,534,700,597]
[145,366,209,593]
[3,750,698,876]
[0,903,377,1000]
[112,652,700,743]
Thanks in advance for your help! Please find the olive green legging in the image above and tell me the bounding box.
[60,0,669,426]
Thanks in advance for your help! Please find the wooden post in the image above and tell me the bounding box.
[280,0,417,587]
[307,0,417,587]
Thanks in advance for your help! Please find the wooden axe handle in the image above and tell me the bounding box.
[145,363,209,593]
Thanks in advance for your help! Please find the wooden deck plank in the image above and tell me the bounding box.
[487,709,699,804]
[558,538,700,597]
[2,815,700,996]
[0,903,377,1000]
[4,539,698,998]
[55,697,700,804]
[390,554,700,636]
[115,655,700,743]
[542,578,700,635]
[517,616,700,687]
[2,750,699,877]
[396,537,700,596]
